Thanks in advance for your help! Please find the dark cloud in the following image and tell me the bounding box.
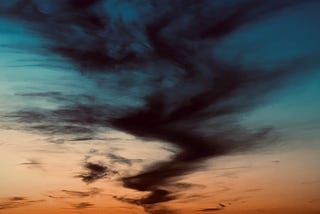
[199,204,226,212]
[114,184,203,213]
[69,137,96,141]
[77,161,116,184]
[7,104,111,136]
[47,136,105,144]
[9,197,26,201]
[1,0,319,213]
[114,194,177,214]
[140,189,174,205]
[114,189,174,205]
[72,202,94,209]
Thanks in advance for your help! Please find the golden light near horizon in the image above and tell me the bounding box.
[0,129,319,213]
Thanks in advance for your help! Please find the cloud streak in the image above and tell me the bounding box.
[1,0,319,213]
[62,188,102,198]
[0,197,45,210]
[71,202,94,209]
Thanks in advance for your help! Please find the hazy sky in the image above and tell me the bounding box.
[0,1,320,213]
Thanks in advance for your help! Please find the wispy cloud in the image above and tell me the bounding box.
[20,158,44,170]
[107,153,142,166]
[198,203,226,212]
[61,188,102,198]
[0,196,45,210]
[20,159,41,165]
[71,202,94,209]
[199,207,223,212]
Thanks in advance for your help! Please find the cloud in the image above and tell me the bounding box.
[77,161,116,184]
[0,197,45,210]
[16,92,96,105]
[114,189,175,209]
[9,197,26,201]
[20,159,41,165]
[46,195,66,200]
[114,193,177,214]
[72,202,94,209]
[1,0,319,213]
[20,159,44,170]
[61,188,102,198]
[143,206,178,214]
[107,153,142,166]
[199,207,223,212]
[16,92,63,98]
[198,203,226,212]
[6,103,118,137]
[170,182,205,191]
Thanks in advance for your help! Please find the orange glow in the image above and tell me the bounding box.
[0,129,319,213]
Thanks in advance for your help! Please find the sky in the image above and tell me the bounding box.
[0,1,320,213]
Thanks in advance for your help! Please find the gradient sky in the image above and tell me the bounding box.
[0,1,320,214]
